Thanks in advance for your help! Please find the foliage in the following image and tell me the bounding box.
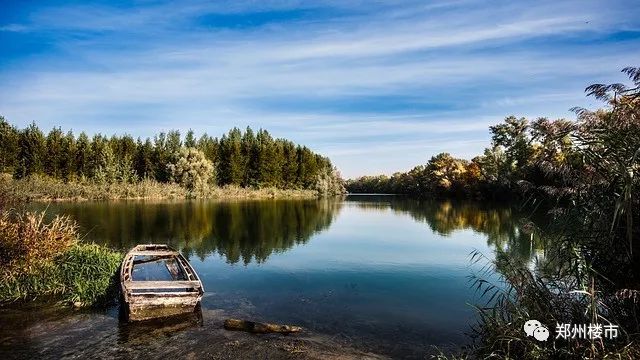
[0,175,321,201]
[344,67,640,359]
[0,243,121,306]
[464,67,640,359]
[0,116,20,174]
[0,209,121,306]
[0,121,342,195]
[55,244,122,305]
[314,166,347,196]
[346,69,636,203]
[346,153,476,197]
[168,147,214,191]
[0,210,77,272]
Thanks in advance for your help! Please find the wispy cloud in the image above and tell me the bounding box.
[1,0,639,177]
[0,24,28,32]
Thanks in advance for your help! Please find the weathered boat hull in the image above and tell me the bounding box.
[126,294,201,321]
[120,244,204,322]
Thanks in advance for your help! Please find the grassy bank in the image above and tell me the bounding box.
[0,210,121,306]
[0,174,319,202]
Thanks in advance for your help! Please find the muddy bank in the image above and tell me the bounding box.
[0,305,387,360]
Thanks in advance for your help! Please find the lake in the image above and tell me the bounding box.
[0,195,539,359]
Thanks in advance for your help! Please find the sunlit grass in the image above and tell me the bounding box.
[1,174,319,201]
[0,209,122,306]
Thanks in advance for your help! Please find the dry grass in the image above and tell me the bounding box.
[198,185,317,199]
[0,208,122,306]
[3,175,187,201]
[0,210,77,272]
[1,175,319,201]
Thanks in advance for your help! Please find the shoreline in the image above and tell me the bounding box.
[0,305,390,359]
[1,176,323,203]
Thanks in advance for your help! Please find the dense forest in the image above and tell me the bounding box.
[0,120,344,195]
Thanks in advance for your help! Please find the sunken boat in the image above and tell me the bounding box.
[120,244,204,321]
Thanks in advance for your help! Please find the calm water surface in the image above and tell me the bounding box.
[1,195,540,359]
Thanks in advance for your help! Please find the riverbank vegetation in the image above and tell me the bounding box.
[0,208,121,306]
[348,67,640,358]
[346,70,640,203]
[0,122,345,199]
[0,174,319,202]
[427,67,640,359]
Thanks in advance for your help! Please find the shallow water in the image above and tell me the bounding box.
[1,195,538,359]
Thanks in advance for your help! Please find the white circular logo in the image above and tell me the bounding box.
[524,319,549,341]
[533,326,550,341]
[524,319,542,336]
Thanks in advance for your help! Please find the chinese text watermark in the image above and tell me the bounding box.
[524,320,619,342]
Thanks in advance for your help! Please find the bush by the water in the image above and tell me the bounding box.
[0,210,77,271]
[0,209,121,306]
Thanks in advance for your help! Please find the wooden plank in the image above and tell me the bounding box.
[123,280,201,290]
[130,292,199,297]
[130,250,178,256]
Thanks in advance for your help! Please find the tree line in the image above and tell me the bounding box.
[346,114,595,200]
[0,119,343,192]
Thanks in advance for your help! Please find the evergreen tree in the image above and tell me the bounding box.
[218,128,244,185]
[75,132,91,179]
[281,141,298,188]
[197,134,218,165]
[15,122,46,179]
[90,134,118,182]
[297,146,317,188]
[44,127,64,178]
[242,127,259,187]
[0,116,19,174]
[134,138,155,179]
[184,129,196,148]
[114,135,137,161]
[166,130,182,156]
[59,130,76,181]
[2,118,338,191]
[153,132,170,182]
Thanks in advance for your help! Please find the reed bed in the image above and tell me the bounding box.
[1,175,318,202]
[0,208,121,306]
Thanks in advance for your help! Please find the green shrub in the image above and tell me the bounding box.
[56,244,122,306]
[0,243,122,306]
[0,209,122,307]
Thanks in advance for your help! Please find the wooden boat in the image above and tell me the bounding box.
[120,244,204,321]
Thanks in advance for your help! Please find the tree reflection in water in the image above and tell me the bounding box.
[44,199,342,265]
[42,196,542,267]
[347,195,545,264]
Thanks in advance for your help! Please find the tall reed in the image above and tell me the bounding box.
[0,208,122,306]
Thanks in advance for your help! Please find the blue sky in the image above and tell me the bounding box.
[1,0,639,178]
